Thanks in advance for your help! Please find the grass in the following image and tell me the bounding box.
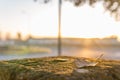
[0,46,51,54]
[0,56,120,80]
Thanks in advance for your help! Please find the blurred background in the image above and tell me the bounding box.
[0,0,120,60]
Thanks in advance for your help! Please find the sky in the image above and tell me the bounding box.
[0,0,120,39]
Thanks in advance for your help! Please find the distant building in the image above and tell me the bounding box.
[28,38,57,45]
[94,37,120,46]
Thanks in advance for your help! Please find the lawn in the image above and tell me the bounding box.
[0,46,51,54]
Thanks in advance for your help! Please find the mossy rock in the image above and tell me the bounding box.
[0,56,120,80]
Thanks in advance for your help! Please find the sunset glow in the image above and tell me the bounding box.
[0,0,120,40]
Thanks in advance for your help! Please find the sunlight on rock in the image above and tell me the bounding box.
[74,58,98,68]
[74,69,89,73]
[53,58,69,62]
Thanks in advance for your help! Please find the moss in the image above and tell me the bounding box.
[0,56,120,80]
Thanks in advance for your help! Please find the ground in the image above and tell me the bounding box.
[0,56,120,80]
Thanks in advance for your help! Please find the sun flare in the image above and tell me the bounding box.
[0,0,120,40]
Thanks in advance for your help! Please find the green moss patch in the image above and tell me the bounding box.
[0,56,120,80]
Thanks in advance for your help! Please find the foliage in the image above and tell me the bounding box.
[68,0,120,20]
[34,0,120,20]
[0,46,51,54]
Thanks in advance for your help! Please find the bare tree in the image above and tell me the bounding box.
[34,0,120,56]
[16,32,22,41]
[34,0,120,20]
